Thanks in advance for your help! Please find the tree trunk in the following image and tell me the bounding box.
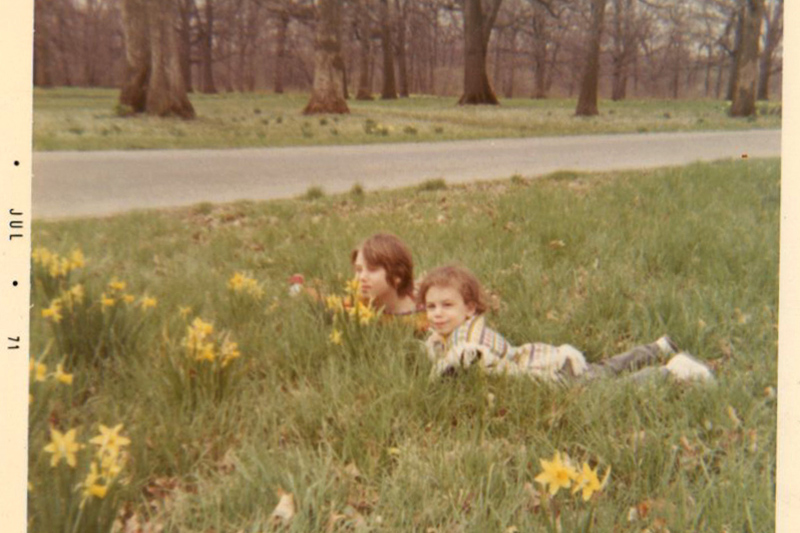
[503,29,517,98]
[147,0,195,117]
[459,0,502,105]
[179,0,193,92]
[531,3,548,99]
[576,0,607,116]
[355,0,373,100]
[726,5,745,101]
[200,0,217,94]
[84,0,99,86]
[610,0,633,101]
[33,0,54,88]
[380,0,397,99]
[394,0,409,97]
[119,0,151,112]
[730,0,765,116]
[757,0,782,101]
[303,0,349,114]
[274,13,289,93]
[119,0,195,118]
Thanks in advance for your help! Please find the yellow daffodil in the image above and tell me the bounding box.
[68,284,85,305]
[140,296,158,310]
[571,462,610,501]
[108,278,127,292]
[191,317,214,336]
[345,277,360,296]
[100,450,126,479]
[351,301,375,325]
[70,249,86,269]
[183,318,215,356]
[197,343,216,362]
[220,340,241,367]
[89,424,131,458]
[54,364,73,385]
[33,361,48,382]
[80,462,108,508]
[229,272,263,297]
[49,258,71,278]
[179,306,192,318]
[32,247,51,266]
[122,293,136,304]
[42,299,63,323]
[534,451,578,496]
[43,428,82,468]
[325,295,344,312]
[329,329,343,345]
[228,272,245,290]
[101,293,116,308]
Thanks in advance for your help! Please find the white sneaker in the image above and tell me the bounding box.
[656,335,679,355]
[665,352,715,383]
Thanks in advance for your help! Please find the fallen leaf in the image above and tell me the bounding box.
[270,490,296,524]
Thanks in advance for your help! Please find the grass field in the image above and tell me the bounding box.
[33,87,782,151]
[28,158,778,532]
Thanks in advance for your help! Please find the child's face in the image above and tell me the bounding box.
[424,285,476,337]
[353,250,396,304]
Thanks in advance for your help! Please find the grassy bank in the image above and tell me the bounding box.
[29,158,778,532]
[33,87,782,151]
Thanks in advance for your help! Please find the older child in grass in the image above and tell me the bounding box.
[418,265,714,383]
[350,233,428,333]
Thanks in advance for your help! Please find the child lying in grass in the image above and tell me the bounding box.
[418,265,714,383]
[350,233,428,333]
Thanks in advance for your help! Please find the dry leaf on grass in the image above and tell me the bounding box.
[270,490,296,524]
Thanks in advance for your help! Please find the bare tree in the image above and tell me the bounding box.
[528,0,550,98]
[575,0,606,116]
[394,0,410,97]
[729,0,764,116]
[609,0,637,100]
[459,0,504,104]
[119,0,195,118]
[197,0,218,93]
[303,0,349,114]
[757,0,782,100]
[380,0,398,98]
[353,0,375,99]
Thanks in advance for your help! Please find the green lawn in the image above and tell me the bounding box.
[29,159,778,532]
[33,87,782,151]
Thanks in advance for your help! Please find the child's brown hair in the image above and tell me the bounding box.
[417,265,489,315]
[351,233,415,298]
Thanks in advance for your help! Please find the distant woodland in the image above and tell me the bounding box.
[33,0,783,116]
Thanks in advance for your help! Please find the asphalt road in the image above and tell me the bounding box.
[32,129,781,219]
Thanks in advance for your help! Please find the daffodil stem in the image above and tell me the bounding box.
[580,504,596,533]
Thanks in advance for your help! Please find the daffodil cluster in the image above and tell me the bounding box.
[535,451,610,501]
[40,284,86,324]
[82,424,131,507]
[32,247,85,279]
[228,272,264,298]
[40,423,131,508]
[101,278,158,311]
[29,357,74,387]
[181,317,241,368]
[325,278,380,346]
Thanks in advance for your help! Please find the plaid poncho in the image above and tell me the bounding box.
[424,315,588,382]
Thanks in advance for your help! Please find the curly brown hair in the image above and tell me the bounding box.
[350,233,415,298]
[417,264,489,315]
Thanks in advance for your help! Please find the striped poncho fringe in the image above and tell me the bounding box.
[425,315,589,382]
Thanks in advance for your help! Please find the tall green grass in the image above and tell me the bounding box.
[29,158,778,532]
[33,87,782,151]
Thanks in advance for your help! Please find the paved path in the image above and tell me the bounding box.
[32,129,780,219]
